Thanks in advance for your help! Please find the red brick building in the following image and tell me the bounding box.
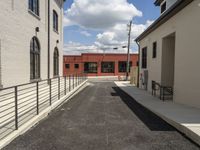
[63,53,138,76]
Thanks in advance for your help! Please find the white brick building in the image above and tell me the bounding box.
[0,0,64,88]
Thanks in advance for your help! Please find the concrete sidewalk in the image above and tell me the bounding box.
[115,81,200,146]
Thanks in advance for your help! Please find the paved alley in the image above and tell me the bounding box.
[3,82,200,150]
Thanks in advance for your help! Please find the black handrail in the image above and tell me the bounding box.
[0,73,87,140]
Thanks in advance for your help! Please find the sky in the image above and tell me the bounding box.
[63,0,160,55]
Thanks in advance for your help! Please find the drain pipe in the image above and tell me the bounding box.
[47,0,50,80]
[136,41,140,88]
[0,39,2,89]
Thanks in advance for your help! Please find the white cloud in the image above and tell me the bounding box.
[63,41,103,55]
[63,0,154,55]
[80,31,92,37]
[95,20,154,53]
[64,0,142,29]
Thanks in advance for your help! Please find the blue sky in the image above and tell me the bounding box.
[63,0,160,54]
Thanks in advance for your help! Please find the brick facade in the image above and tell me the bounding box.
[63,53,138,77]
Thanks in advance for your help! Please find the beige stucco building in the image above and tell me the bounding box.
[136,0,200,108]
[0,0,64,88]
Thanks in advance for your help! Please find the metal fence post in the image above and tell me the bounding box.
[69,75,71,92]
[73,75,74,89]
[64,76,67,95]
[36,82,39,115]
[14,86,18,130]
[58,77,60,100]
[78,75,80,85]
[76,74,77,87]
[49,79,52,105]
[81,74,83,83]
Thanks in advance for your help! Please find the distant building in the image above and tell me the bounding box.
[0,0,64,88]
[136,0,200,108]
[63,53,138,77]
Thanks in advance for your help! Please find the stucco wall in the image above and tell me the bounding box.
[139,0,200,108]
[0,0,63,88]
[161,35,175,87]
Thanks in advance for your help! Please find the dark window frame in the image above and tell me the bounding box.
[142,47,147,69]
[161,1,166,13]
[65,64,70,69]
[101,62,115,73]
[53,10,59,32]
[74,64,79,69]
[29,0,40,16]
[53,47,59,76]
[152,42,157,58]
[118,61,132,73]
[30,37,40,80]
[84,62,98,73]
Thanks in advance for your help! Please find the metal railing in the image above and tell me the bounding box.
[152,81,173,101]
[0,73,87,140]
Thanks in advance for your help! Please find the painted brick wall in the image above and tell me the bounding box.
[0,0,63,88]
[63,53,139,77]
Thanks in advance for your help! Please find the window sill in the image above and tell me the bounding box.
[28,10,40,20]
[53,29,59,34]
[53,75,59,78]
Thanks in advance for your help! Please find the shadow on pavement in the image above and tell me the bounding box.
[112,86,175,131]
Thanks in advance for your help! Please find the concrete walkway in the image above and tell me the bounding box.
[115,81,200,146]
[3,82,199,150]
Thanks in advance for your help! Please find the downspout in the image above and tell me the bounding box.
[47,0,50,80]
[0,39,2,89]
[136,41,140,88]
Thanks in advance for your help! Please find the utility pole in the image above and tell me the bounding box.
[126,20,132,81]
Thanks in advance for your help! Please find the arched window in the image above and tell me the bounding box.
[29,0,39,16]
[54,48,59,76]
[53,10,58,32]
[30,37,40,80]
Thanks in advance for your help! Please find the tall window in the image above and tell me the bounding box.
[152,42,157,58]
[30,37,40,80]
[142,47,147,69]
[29,0,39,16]
[53,10,58,32]
[101,62,115,73]
[53,48,59,76]
[84,62,97,73]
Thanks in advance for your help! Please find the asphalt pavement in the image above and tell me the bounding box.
[3,81,200,150]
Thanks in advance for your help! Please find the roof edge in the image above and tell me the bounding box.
[135,0,193,42]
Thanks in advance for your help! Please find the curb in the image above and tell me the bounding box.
[116,84,200,147]
[0,80,88,149]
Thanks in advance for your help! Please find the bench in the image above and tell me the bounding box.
[152,81,173,101]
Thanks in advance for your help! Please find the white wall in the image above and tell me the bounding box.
[161,35,175,87]
[166,0,178,9]
[139,0,200,108]
[0,0,63,88]
[50,0,63,78]
[160,0,178,14]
